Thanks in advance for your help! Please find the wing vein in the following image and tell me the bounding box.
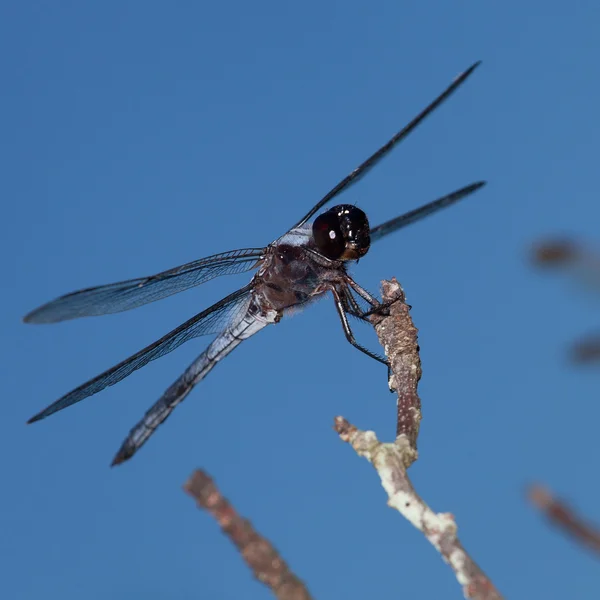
[27,284,254,423]
[292,61,481,228]
[24,248,264,323]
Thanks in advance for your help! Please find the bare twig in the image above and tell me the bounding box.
[571,334,600,364]
[335,278,503,600]
[532,239,582,267]
[371,279,422,450]
[528,484,600,558]
[183,279,501,598]
[184,470,313,600]
[532,239,600,365]
[532,238,600,290]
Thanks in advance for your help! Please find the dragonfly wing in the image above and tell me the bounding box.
[24,248,265,323]
[111,301,275,465]
[292,62,481,228]
[27,284,255,423]
[369,182,486,243]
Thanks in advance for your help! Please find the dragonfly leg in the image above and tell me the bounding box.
[343,275,405,319]
[339,286,365,318]
[359,296,406,318]
[331,287,388,366]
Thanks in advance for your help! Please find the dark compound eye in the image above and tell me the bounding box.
[312,211,346,259]
[312,204,371,261]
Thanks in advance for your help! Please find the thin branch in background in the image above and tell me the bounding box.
[532,238,600,286]
[571,334,600,364]
[335,278,503,600]
[532,238,600,364]
[528,484,600,558]
[532,239,582,267]
[184,470,313,600]
[530,238,600,561]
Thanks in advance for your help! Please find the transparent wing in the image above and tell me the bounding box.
[27,284,254,423]
[111,304,271,466]
[292,61,481,228]
[369,182,486,243]
[23,248,264,324]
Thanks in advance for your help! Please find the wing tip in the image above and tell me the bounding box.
[458,180,487,202]
[465,60,482,75]
[22,307,60,325]
[27,403,62,424]
[455,61,482,85]
[22,311,38,324]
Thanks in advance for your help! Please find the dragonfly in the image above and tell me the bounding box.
[25,61,486,466]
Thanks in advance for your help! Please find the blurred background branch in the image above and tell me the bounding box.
[532,238,600,365]
[184,470,313,600]
[529,237,600,560]
[528,484,600,558]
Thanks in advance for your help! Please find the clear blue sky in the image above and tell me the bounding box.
[2,2,599,599]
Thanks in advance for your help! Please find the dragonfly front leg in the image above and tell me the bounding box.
[339,286,365,319]
[343,275,403,320]
[330,287,388,366]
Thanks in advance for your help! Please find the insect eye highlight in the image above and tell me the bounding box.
[312,212,345,259]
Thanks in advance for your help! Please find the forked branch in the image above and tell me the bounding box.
[183,278,502,599]
[334,278,503,600]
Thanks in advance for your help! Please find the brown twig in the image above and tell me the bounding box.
[531,238,600,290]
[532,238,600,285]
[371,279,422,451]
[183,279,501,598]
[184,470,313,600]
[528,484,600,557]
[571,334,600,365]
[532,239,582,267]
[532,238,600,364]
[335,278,503,600]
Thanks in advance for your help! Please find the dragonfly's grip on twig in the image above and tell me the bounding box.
[333,278,504,600]
[372,279,422,450]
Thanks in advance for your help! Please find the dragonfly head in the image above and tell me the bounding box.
[312,204,371,261]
